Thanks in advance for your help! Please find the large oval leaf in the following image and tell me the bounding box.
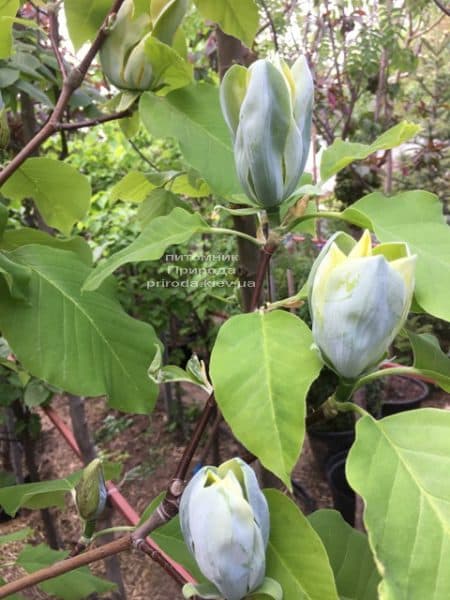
[347,409,450,600]
[0,245,159,413]
[265,490,338,600]
[210,311,322,487]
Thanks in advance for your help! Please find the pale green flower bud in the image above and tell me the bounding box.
[99,0,187,91]
[220,55,313,211]
[309,230,416,380]
[99,0,152,91]
[180,458,269,600]
[75,459,107,522]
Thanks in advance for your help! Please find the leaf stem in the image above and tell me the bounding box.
[211,227,264,247]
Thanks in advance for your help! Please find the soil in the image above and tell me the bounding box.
[1,383,449,599]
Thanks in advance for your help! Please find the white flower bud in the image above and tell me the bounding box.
[220,55,313,211]
[309,230,416,380]
[180,458,269,600]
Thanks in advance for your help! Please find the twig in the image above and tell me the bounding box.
[128,138,161,170]
[58,110,132,131]
[0,536,131,598]
[0,0,126,187]
[48,5,67,79]
[431,0,450,16]
[258,0,279,51]
[131,393,217,544]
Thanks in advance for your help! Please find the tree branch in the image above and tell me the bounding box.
[48,5,67,79]
[431,0,450,16]
[0,0,126,187]
[58,110,132,131]
[0,536,132,598]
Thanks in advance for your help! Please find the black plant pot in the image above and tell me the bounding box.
[381,376,429,417]
[326,451,355,526]
[308,426,355,474]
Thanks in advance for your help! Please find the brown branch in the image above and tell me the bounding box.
[0,0,126,187]
[0,535,132,598]
[431,0,450,16]
[258,0,279,51]
[58,110,133,131]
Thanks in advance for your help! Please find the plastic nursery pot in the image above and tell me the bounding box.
[326,450,355,526]
[307,414,355,474]
[380,375,429,418]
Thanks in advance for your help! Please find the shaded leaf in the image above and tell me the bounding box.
[1,158,91,236]
[308,509,380,600]
[408,332,450,392]
[264,489,338,600]
[140,84,242,197]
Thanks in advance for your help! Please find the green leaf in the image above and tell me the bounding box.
[140,84,242,197]
[320,121,421,182]
[0,1,19,59]
[0,228,92,265]
[264,489,338,600]
[143,35,192,94]
[17,544,116,599]
[308,509,380,600]
[1,158,91,236]
[0,251,30,300]
[0,527,33,544]
[0,201,7,236]
[408,332,450,392]
[248,577,283,600]
[23,379,52,407]
[171,172,211,197]
[137,188,190,227]
[83,208,210,291]
[347,409,450,600]
[0,245,159,413]
[193,0,259,47]
[64,0,110,51]
[182,582,221,599]
[108,170,156,204]
[210,311,322,487]
[342,190,450,321]
[0,474,79,516]
[0,66,20,87]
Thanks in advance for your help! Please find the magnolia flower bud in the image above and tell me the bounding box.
[99,0,152,90]
[220,55,313,211]
[75,459,107,522]
[99,0,187,91]
[180,458,269,600]
[309,230,416,380]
